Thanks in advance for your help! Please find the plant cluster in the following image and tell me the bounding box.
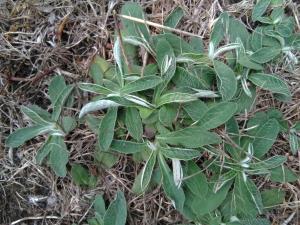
[6,1,299,225]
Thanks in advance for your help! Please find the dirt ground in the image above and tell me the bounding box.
[0,0,299,225]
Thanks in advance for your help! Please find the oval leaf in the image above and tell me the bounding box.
[249,73,291,100]
[213,60,237,101]
[79,100,120,118]
[103,191,127,225]
[157,126,221,148]
[110,140,147,154]
[197,102,237,130]
[99,107,118,151]
[160,147,201,160]
[141,151,157,191]
[6,125,51,148]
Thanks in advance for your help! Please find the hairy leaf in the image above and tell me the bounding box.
[270,166,299,183]
[156,92,197,107]
[164,7,184,30]
[157,126,221,148]
[98,107,118,151]
[122,76,162,94]
[110,140,147,154]
[250,47,281,64]
[183,100,208,121]
[261,188,285,208]
[78,83,113,95]
[49,136,69,177]
[141,150,157,191]
[197,102,237,130]
[52,85,74,121]
[79,100,120,118]
[214,60,237,101]
[252,0,271,21]
[249,73,291,100]
[184,161,208,198]
[125,108,143,141]
[158,153,185,211]
[160,147,201,160]
[6,125,52,148]
[103,191,127,225]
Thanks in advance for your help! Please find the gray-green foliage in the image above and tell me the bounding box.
[78,2,298,224]
[88,191,127,225]
[6,1,299,224]
[6,76,75,176]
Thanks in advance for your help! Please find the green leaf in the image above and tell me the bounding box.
[226,117,240,145]
[164,7,184,30]
[61,116,76,133]
[21,105,53,125]
[248,156,286,173]
[95,150,119,169]
[183,100,208,121]
[156,92,197,107]
[249,73,291,100]
[156,39,175,71]
[141,150,157,191]
[252,0,271,21]
[158,105,177,127]
[214,170,237,193]
[48,75,66,104]
[157,126,221,148]
[250,47,281,64]
[234,86,256,113]
[228,17,250,47]
[121,2,150,41]
[158,153,185,211]
[125,108,143,141]
[189,181,232,216]
[184,161,208,198]
[227,218,271,225]
[71,164,96,187]
[190,37,204,53]
[154,38,176,100]
[52,85,74,121]
[210,12,229,47]
[197,102,237,130]
[121,76,162,94]
[154,33,195,55]
[172,67,207,89]
[94,195,106,217]
[110,140,146,154]
[78,83,113,95]
[160,147,201,160]
[79,100,121,118]
[270,166,299,183]
[98,107,118,151]
[35,137,52,164]
[238,55,263,70]
[213,60,237,101]
[232,174,263,217]
[261,188,285,208]
[250,119,280,158]
[243,178,264,214]
[71,164,89,186]
[293,121,300,131]
[113,38,124,86]
[103,191,127,225]
[49,136,69,177]
[289,130,299,154]
[89,55,114,84]
[6,125,52,148]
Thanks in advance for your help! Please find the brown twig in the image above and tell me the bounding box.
[118,14,204,38]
